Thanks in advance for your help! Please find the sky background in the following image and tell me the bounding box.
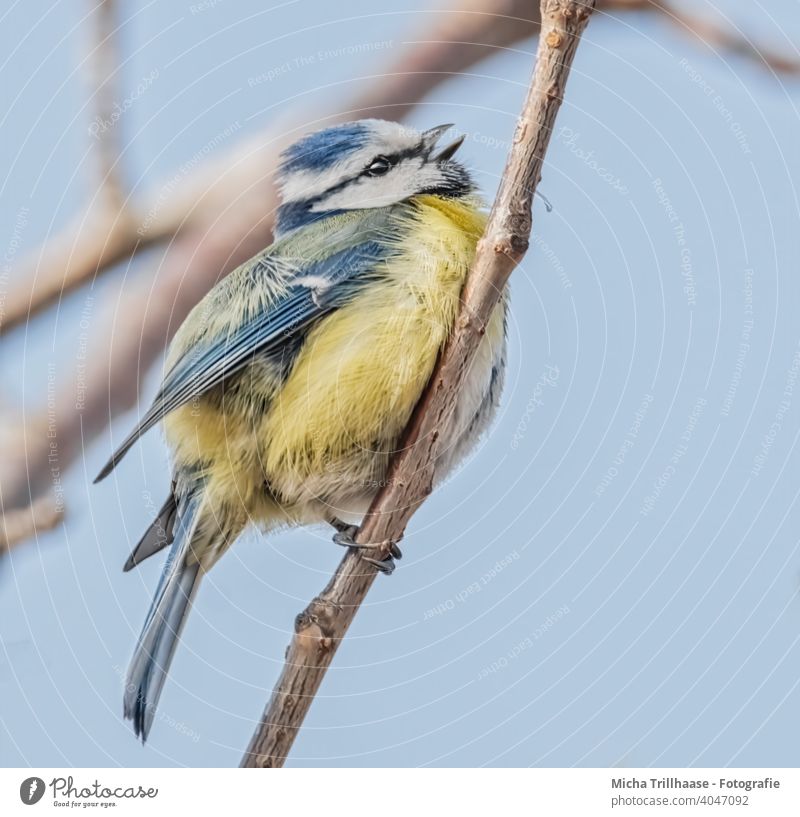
[2,0,800,768]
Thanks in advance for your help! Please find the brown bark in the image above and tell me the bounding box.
[241,0,597,768]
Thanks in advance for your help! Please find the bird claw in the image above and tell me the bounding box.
[361,541,401,575]
[332,526,360,547]
[329,517,402,573]
[363,554,396,575]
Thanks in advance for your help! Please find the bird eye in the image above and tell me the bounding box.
[366,156,393,177]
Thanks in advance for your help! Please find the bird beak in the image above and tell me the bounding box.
[433,134,466,162]
[421,124,465,161]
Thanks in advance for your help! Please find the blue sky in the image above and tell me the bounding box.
[1,0,800,767]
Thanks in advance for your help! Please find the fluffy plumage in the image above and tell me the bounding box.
[97,120,508,741]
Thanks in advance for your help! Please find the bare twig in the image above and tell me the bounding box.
[241,0,597,768]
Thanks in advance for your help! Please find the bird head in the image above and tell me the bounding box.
[275,119,471,234]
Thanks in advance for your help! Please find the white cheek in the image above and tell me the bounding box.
[313,178,408,210]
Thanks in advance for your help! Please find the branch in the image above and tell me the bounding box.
[241,0,597,768]
[0,496,63,556]
[92,0,128,213]
[0,0,142,335]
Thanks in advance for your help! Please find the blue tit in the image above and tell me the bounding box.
[95,119,508,741]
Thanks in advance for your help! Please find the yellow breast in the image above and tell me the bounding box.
[260,195,490,501]
[163,194,504,520]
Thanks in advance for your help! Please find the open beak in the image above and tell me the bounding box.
[433,134,466,162]
[421,124,465,161]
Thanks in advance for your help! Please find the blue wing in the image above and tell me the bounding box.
[94,238,391,482]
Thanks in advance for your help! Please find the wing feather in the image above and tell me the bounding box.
[94,235,391,482]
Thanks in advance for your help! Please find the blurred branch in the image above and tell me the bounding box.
[0,213,172,336]
[0,0,147,335]
[240,0,597,768]
[606,0,800,74]
[0,497,63,556]
[93,0,127,213]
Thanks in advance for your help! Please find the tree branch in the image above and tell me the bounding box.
[241,0,597,768]
[91,0,127,208]
[0,0,143,336]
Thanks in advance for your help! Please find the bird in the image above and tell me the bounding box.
[95,119,508,742]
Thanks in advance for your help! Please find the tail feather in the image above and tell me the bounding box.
[124,494,205,742]
[123,490,178,573]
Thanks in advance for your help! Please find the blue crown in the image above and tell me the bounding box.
[280,123,370,173]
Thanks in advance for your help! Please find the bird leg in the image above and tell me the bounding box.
[329,517,360,547]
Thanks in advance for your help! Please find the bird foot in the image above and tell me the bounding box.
[330,519,360,546]
[328,517,402,573]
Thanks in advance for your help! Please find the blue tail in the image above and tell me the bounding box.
[124,494,205,742]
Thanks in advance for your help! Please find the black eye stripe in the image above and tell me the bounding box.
[361,142,439,178]
[303,144,438,207]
